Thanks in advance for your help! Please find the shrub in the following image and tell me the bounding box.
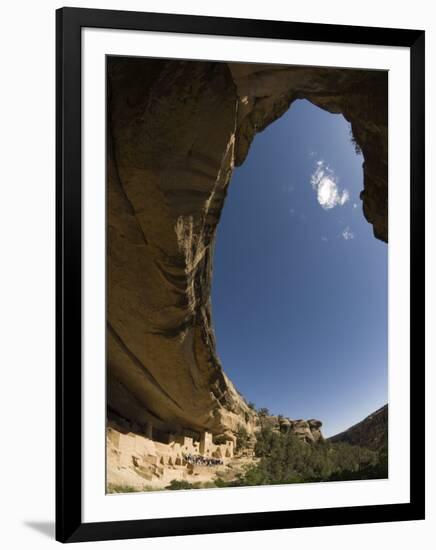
[349,127,362,155]
[236,424,249,451]
[166,480,201,490]
[107,484,138,493]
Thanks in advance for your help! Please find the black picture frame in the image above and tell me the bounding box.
[56,6,425,543]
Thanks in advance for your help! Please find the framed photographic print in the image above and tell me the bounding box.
[56,7,425,543]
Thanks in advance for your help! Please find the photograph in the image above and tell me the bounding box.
[0,0,428,546]
[106,57,389,494]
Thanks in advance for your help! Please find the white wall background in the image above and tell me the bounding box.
[0,0,433,548]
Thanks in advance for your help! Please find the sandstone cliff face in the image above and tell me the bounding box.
[107,58,388,439]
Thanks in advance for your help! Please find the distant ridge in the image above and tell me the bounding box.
[328,404,388,451]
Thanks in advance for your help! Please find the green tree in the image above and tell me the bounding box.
[237,428,382,487]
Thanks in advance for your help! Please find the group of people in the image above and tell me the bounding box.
[183,453,224,467]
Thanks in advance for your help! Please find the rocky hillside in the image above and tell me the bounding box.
[107,57,388,441]
[258,414,324,443]
[328,404,388,451]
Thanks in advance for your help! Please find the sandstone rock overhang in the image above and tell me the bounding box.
[107,57,388,438]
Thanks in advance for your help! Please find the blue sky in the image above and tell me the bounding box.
[211,99,388,438]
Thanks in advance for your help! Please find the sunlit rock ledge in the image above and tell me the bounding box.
[107,58,388,443]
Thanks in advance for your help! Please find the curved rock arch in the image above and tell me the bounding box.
[107,58,387,438]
